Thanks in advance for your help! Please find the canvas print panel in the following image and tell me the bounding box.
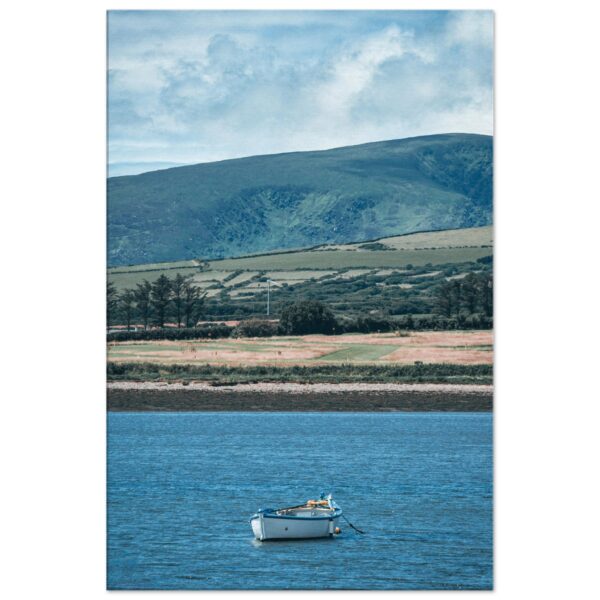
[107,10,493,590]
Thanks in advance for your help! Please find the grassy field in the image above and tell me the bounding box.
[108,330,493,366]
[208,246,491,270]
[108,225,493,302]
[109,259,200,273]
[109,267,201,291]
[329,226,493,251]
[108,225,493,323]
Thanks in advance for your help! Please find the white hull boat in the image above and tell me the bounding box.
[251,494,342,541]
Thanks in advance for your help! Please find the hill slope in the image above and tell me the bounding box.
[108,133,493,266]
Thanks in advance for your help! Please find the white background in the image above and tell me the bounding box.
[2,1,599,598]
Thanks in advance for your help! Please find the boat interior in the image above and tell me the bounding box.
[276,501,336,518]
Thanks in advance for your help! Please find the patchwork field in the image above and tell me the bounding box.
[107,225,493,321]
[107,331,493,366]
[209,246,490,271]
[108,226,492,286]
[327,226,493,251]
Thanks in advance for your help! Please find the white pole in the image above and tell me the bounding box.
[267,280,270,316]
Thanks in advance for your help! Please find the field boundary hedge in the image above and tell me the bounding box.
[107,315,492,341]
[107,362,493,384]
[107,325,234,342]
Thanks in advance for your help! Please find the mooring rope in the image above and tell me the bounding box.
[341,513,365,534]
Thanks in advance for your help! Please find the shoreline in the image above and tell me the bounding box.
[107,382,493,412]
[108,381,492,393]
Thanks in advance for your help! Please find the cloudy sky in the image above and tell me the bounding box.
[108,10,493,174]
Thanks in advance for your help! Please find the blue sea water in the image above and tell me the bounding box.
[107,412,492,590]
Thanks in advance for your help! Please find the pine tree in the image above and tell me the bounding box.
[461,273,479,315]
[183,281,205,327]
[151,275,172,328]
[134,280,152,330]
[434,281,453,317]
[171,274,188,328]
[479,273,493,317]
[119,289,135,331]
[107,281,118,327]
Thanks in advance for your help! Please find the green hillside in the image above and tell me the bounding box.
[108,133,492,266]
[108,225,493,321]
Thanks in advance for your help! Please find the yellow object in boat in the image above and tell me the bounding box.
[307,499,329,506]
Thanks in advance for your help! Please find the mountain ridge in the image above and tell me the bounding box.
[108,133,493,266]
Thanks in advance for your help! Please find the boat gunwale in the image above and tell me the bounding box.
[250,507,342,522]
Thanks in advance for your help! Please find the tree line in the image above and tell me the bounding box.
[433,273,493,318]
[107,272,494,335]
[107,274,206,330]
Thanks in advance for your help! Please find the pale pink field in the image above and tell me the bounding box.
[108,331,493,366]
[381,347,491,365]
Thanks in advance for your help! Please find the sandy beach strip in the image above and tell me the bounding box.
[107,382,493,412]
[108,381,492,393]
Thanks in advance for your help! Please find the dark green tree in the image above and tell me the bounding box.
[151,274,172,327]
[461,273,479,315]
[232,319,279,338]
[434,279,463,317]
[183,280,205,327]
[119,289,136,331]
[170,273,189,328]
[478,273,493,317]
[134,280,152,330]
[279,300,337,335]
[450,280,462,317]
[107,281,118,327]
[434,281,454,317]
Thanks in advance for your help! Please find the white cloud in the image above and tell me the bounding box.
[315,26,413,120]
[108,11,493,166]
[445,11,494,48]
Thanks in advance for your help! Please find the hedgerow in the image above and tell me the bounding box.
[107,362,493,384]
[107,324,233,342]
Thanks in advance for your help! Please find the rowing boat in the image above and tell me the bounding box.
[250,494,342,541]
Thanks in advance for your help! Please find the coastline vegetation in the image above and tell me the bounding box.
[107,226,494,388]
[107,362,493,385]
